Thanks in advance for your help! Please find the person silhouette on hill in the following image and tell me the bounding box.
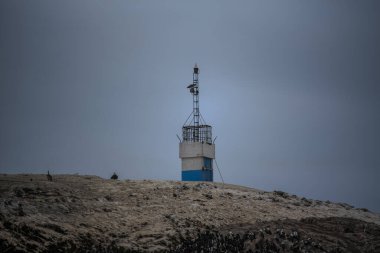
[47,171,53,181]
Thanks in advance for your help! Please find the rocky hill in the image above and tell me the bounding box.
[0,174,379,252]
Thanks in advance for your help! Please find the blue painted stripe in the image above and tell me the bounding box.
[182,170,213,182]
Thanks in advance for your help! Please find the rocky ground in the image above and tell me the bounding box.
[0,174,379,252]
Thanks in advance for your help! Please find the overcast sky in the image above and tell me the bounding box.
[1,1,379,212]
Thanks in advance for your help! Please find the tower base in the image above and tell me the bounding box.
[182,170,213,181]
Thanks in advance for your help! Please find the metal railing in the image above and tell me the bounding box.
[182,125,212,144]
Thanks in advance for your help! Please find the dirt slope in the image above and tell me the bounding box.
[0,174,379,252]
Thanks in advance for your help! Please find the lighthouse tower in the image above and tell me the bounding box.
[179,64,215,181]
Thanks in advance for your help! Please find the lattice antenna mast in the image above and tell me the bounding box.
[183,64,212,144]
[192,64,200,141]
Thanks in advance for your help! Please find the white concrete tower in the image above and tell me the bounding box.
[179,64,215,181]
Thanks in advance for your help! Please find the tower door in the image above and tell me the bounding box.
[204,158,212,170]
